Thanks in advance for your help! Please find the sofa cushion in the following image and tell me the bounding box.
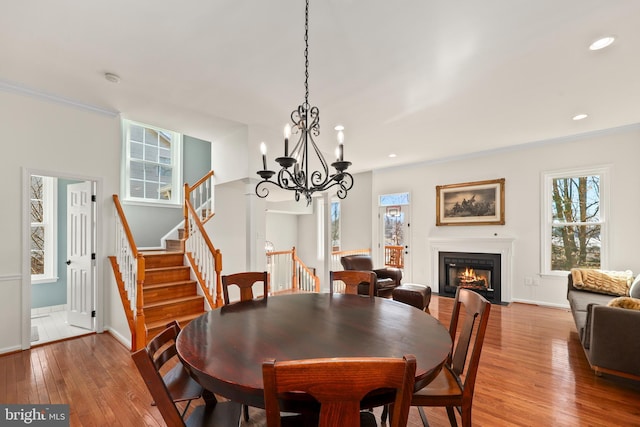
[570,268,633,296]
[629,275,640,299]
[607,296,640,310]
[567,289,615,313]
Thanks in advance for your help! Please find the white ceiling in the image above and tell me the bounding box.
[2,0,639,174]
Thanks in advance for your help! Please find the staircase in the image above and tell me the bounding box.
[142,250,206,340]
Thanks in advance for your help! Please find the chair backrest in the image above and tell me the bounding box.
[222,272,268,305]
[340,255,375,272]
[263,355,416,427]
[329,270,376,297]
[132,327,187,427]
[448,288,491,398]
[146,320,181,371]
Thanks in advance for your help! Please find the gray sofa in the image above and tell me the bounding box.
[567,274,640,380]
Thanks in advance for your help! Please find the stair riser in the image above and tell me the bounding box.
[143,282,198,304]
[145,267,191,285]
[144,298,204,324]
[144,254,184,269]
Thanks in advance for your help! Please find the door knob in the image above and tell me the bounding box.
[66,260,71,265]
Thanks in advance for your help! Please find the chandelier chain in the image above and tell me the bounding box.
[304,0,309,107]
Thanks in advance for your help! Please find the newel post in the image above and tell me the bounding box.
[183,183,190,238]
[291,246,298,291]
[134,253,147,351]
[214,249,223,307]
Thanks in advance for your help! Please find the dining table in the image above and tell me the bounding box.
[176,293,452,415]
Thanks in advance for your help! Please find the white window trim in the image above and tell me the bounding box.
[121,119,183,206]
[540,165,610,276]
[31,176,58,284]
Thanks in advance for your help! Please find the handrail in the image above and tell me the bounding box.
[384,245,404,268]
[184,170,215,225]
[267,247,320,293]
[184,196,223,308]
[112,194,138,259]
[111,194,146,350]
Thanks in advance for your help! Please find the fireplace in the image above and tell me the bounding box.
[438,251,501,303]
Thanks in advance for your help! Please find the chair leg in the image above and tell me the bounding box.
[418,407,430,427]
[243,404,250,421]
[446,406,458,426]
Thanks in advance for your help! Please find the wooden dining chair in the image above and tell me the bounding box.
[144,320,204,418]
[221,271,269,421]
[222,271,269,305]
[132,324,242,426]
[410,287,491,427]
[329,270,376,297]
[262,354,416,427]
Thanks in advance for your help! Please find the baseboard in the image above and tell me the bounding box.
[105,327,131,350]
[511,298,570,309]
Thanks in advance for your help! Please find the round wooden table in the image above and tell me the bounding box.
[176,293,451,412]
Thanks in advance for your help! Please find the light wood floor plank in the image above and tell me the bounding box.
[1,295,639,426]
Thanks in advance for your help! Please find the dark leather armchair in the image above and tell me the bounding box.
[340,254,402,297]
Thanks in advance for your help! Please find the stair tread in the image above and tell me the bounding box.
[144,295,203,309]
[146,312,205,330]
[145,265,190,272]
[143,280,196,290]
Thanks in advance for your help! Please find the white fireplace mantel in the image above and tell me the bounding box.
[428,237,515,302]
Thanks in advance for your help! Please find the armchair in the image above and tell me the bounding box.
[340,254,402,297]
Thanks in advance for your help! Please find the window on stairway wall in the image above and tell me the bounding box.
[122,119,182,206]
[31,175,58,284]
[331,200,340,251]
[542,167,609,275]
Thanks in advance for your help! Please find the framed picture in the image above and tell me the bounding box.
[436,178,505,226]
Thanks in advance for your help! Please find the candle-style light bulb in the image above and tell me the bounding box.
[337,130,344,161]
[260,142,267,170]
[335,147,340,162]
[284,124,291,156]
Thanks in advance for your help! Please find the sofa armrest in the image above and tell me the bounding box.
[373,267,403,286]
[587,305,640,378]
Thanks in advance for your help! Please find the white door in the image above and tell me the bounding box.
[379,203,411,282]
[67,181,94,330]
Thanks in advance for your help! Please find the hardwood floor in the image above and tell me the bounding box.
[1,295,639,426]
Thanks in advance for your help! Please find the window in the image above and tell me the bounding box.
[542,167,608,274]
[31,175,57,283]
[331,201,340,251]
[122,120,182,205]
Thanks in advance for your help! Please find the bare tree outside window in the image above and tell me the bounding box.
[31,175,45,274]
[331,201,340,251]
[551,175,601,271]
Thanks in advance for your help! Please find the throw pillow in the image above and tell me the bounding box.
[607,297,640,310]
[629,275,640,299]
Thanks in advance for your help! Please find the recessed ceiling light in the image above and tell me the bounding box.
[104,72,121,83]
[589,36,615,51]
[573,114,588,121]
[388,153,397,158]
[334,125,344,131]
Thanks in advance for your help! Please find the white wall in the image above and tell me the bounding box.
[0,89,122,353]
[266,213,298,252]
[371,125,640,307]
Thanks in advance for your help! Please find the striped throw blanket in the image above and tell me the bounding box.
[571,268,633,296]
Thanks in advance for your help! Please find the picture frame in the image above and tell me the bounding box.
[436,178,505,226]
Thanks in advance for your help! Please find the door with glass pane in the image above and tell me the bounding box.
[378,193,410,281]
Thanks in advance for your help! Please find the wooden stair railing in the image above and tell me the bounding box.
[109,194,147,351]
[183,175,223,308]
[384,245,404,268]
[267,246,320,294]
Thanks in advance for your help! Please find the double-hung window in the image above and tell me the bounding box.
[542,166,609,275]
[122,120,182,205]
[31,175,57,284]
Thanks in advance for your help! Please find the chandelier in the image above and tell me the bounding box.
[255,0,354,205]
